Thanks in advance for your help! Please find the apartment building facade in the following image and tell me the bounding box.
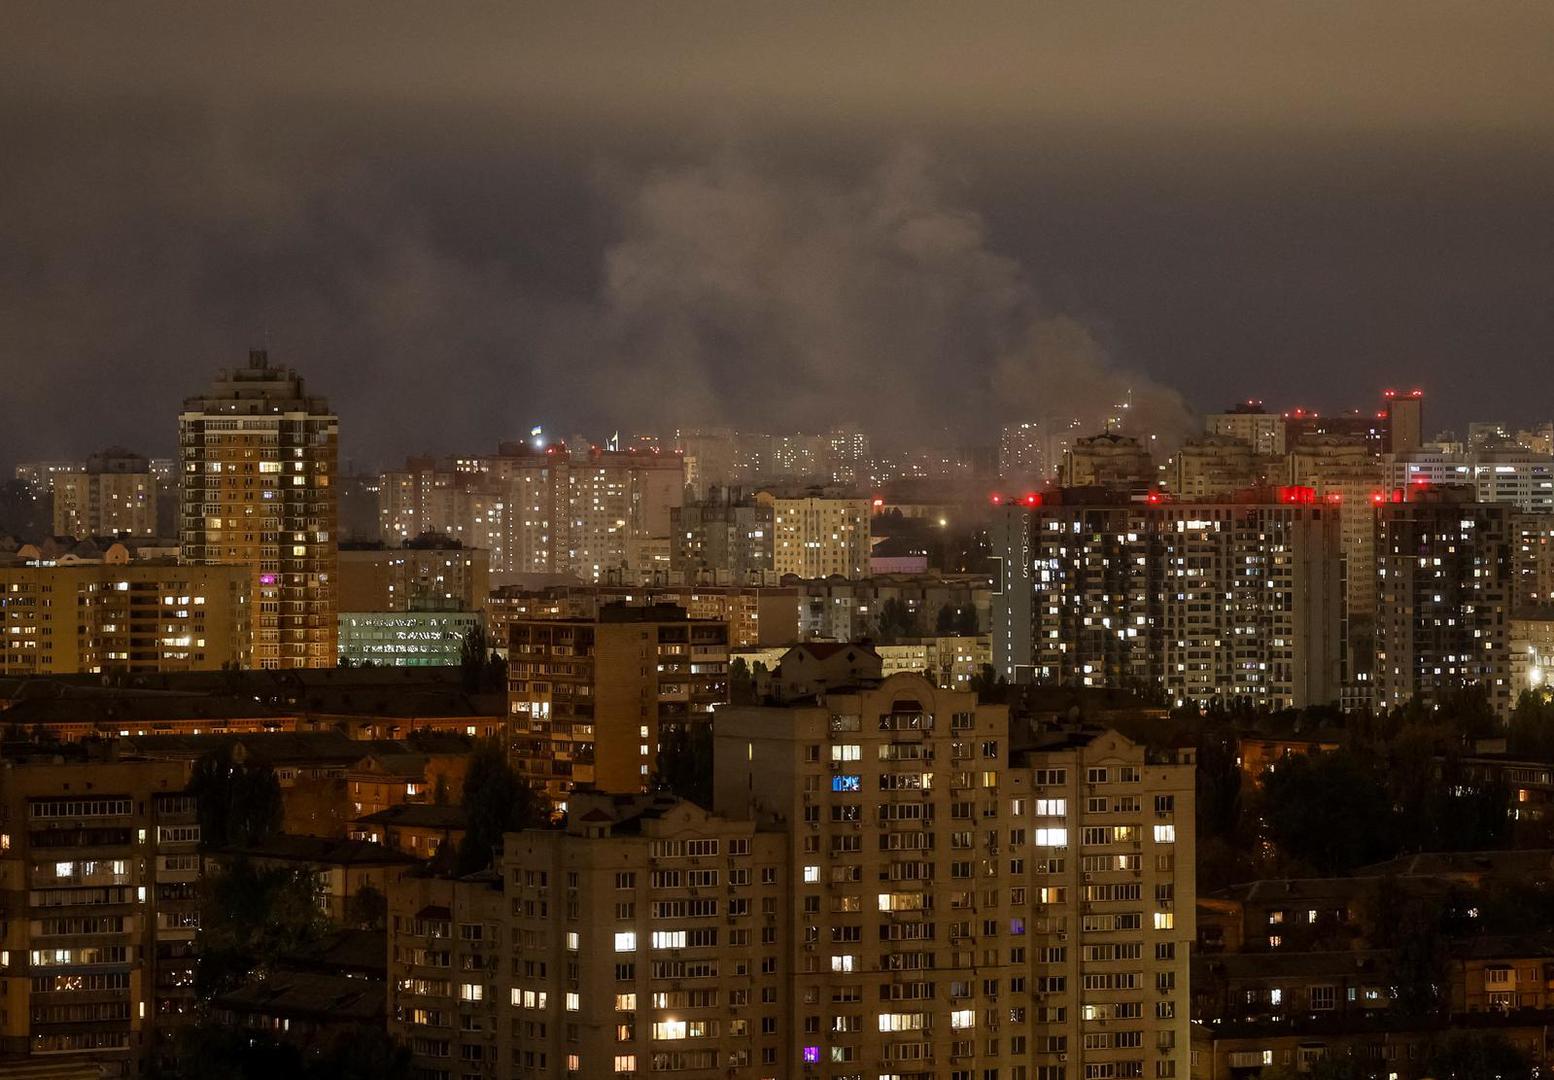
[179,349,338,669]
[1374,489,1515,715]
[992,499,1344,709]
[0,560,250,675]
[714,675,1195,1080]
[759,492,871,580]
[52,447,158,540]
[0,754,199,1076]
[379,445,685,586]
[506,605,730,805]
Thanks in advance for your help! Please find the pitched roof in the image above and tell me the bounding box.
[220,833,422,867]
[354,803,467,830]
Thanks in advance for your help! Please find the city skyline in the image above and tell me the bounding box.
[9,8,1554,1080]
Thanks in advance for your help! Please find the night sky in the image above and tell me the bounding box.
[5,4,1554,469]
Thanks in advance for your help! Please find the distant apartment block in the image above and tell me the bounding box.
[759,491,871,580]
[52,447,157,539]
[1374,487,1514,716]
[992,495,1344,709]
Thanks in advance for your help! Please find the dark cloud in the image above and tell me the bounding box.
[3,4,1553,469]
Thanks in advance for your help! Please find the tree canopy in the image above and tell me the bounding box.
[188,747,283,848]
[455,737,545,875]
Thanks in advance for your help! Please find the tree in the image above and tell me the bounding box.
[1256,749,1394,875]
[460,624,489,692]
[1508,688,1554,760]
[188,747,283,848]
[1426,1032,1532,1080]
[176,1024,412,1080]
[935,603,957,634]
[955,605,979,635]
[872,597,919,644]
[968,664,1008,704]
[196,857,330,997]
[728,657,756,706]
[655,723,714,808]
[460,623,508,692]
[456,738,545,875]
[345,882,388,931]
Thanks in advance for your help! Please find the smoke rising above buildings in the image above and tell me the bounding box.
[555,147,1196,451]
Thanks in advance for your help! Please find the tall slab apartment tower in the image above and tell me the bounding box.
[179,349,339,669]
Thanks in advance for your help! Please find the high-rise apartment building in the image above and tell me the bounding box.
[714,675,1195,1080]
[380,445,685,586]
[1205,402,1286,457]
[1388,450,1554,513]
[824,424,871,485]
[759,491,871,580]
[991,496,1344,708]
[0,559,250,675]
[1512,515,1554,612]
[1287,437,1387,630]
[52,447,158,539]
[388,675,1196,1080]
[669,490,773,585]
[1383,389,1424,454]
[674,426,737,496]
[179,350,338,669]
[1062,433,1155,495]
[507,604,730,805]
[386,870,506,1077]
[0,752,199,1074]
[1374,487,1515,716]
[1169,436,1268,500]
[378,457,466,547]
[386,792,788,1080]
[999,421,1052,483]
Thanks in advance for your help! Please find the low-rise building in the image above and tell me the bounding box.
[338,610,483,667]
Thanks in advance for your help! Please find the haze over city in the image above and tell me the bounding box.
[6,4,1554,468]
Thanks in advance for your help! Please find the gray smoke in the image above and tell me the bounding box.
[552,147,1196,449]
[0,109,1194,465]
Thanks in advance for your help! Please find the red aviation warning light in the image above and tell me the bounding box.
[1278,485,1317,505]
[1021,492,1042,507]
[1371,491,1386,506]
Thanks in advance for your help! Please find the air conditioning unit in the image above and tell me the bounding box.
[1083,873,1094,882]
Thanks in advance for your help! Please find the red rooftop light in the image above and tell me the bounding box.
[1021,492,1042,507]
[990,494,1004,506]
